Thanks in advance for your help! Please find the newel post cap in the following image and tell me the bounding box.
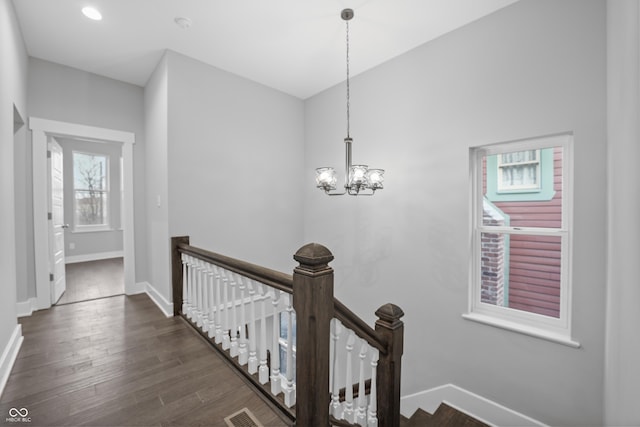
[375,303,405,326]
[294,243,334,274]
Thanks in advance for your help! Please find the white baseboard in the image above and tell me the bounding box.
[65,250,124,264]
[16,298,37,317]
[401,383,548,427]
[0,325,23,398]
[140,281,173,318]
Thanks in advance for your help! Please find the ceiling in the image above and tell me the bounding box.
[12,0,518,99]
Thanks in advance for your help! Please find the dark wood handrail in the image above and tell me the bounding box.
[178,243,293,294]
[334,298,388,355]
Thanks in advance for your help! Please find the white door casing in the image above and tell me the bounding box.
[48,139,66,303]
[30,118,136,310]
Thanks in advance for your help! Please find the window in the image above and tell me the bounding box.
[73,152,109,229]
[497,149,540,191]
[465,134,578,347]
[279,311,296,381]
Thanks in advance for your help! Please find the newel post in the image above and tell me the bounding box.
[375,303,405,427]
[293,243,335,427]
[171,236,190,316]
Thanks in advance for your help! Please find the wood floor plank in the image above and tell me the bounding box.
[2,294,291,426]
[58,258,124,305]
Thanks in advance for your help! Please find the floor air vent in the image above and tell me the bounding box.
[224,408,263,427]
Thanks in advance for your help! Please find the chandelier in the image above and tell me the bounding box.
[315,9,385,196]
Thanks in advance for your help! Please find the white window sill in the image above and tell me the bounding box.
[71,227,122,234]
[462,312,581,348]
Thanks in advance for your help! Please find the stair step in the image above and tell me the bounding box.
[429,403,490,427]
[402,403,489,427]
[402,408,432,426]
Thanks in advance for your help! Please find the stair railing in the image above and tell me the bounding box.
[171,236,404,427]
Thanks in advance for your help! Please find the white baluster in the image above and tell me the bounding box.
[237,274,248,365]
[257,284,268,383]
[188,255,196,319]
[270,289,281,395]
[247,280,258,374]
[282,294,296,408]
[185,255,192,318]
[181,253,188,314]
[343,331,356,423]
[195,259,203,327]
[200,261,210,330]
[330,318,343,418]
[213,265,223,344]
[193,259,199,324]
[191,258,198,323]
[356,341,368,426]
[229,272,239,357]
[367,349,379,427]
[207,264,215,338]
[221,268,231,351]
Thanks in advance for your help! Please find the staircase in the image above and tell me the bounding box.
[401,404,490,427]
[171,237,405,427]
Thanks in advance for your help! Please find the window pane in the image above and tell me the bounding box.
[483,147,562,227]
[74,153,107,190]
[279,311,296,342]
[279,312,287,339]
[74,152,108,227]
[279,344,287,375]
[481,232,561,318]
[278,343,296,380]
[75,190,108,225]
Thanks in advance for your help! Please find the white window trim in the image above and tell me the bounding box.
[466,133,578,347]
[72,150,110,231]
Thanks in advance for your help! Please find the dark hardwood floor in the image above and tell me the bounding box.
[57,258,124,305]
[1,294,289,426]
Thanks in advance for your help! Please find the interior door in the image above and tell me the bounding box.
[49,139,67,304]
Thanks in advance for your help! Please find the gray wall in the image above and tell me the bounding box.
[56,137,124,258]
[1,0,27,352]
[605,1,640,425]
[14,110,34,302]
[166,51,305,273]
[303,1,606,425]
[143,50,305,305]
[26,58,147,286]
[144,53,170,301]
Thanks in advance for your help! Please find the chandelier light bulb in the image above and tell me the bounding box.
[316,167,337,191]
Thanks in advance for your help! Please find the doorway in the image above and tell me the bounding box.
[54,136,126,305]
[30,118,136,310]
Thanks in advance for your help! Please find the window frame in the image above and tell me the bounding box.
[72,150,110,232]
[465,133,579,347]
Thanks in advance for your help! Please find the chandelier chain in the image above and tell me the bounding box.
[346,19,350,138]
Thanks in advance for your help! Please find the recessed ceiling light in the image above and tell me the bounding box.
[82,6,102,21]
[174,17,192,29]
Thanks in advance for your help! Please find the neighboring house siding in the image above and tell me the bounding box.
[494,148,563,317]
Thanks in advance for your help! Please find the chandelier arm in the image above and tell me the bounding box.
[346,187,376,196]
